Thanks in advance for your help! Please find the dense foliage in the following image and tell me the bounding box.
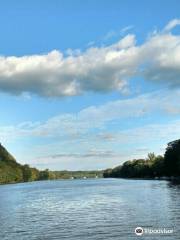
[0,143,53,184]
[103,153,165,178]
[104,140,180,179]
[164,139,180,176]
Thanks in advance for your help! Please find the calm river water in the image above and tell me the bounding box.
[0,178,180,239]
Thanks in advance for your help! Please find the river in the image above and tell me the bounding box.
[0,178,180,239]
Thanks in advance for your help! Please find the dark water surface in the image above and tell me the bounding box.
[0,178,180,240]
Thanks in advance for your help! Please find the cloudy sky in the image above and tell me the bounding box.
[0,0,180,170]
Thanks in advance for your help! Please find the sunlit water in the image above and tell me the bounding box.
[0,178,180,239]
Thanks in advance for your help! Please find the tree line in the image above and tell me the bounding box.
[0,143,60,184]
[103,139,180,179]
[0,143,102,184]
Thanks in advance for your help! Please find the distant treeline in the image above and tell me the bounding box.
[50,170,103,179]
[0,143,102,184]
[104,139,180,179]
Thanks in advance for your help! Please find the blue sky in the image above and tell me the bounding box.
[0,0,180,170]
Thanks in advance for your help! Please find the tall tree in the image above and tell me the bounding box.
[164,139,180,176]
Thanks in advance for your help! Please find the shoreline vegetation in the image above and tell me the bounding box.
[0,139,180,185]
[0,143,103,184]
[103,139,180,181]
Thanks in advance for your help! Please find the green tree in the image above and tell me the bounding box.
[164,139,180,176]
[39,169,50,180]
[151,155,165,177]
[146,152,156,162]
[22,164,32,182]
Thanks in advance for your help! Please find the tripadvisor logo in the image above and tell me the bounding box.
[135,227,144,236]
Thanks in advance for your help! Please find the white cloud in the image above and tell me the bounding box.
[163,18,180,32]
[103,25,133,41]
[141,33,180,85]
[0,36,136,97]
[120,25,134,34]
[0,19,179,97]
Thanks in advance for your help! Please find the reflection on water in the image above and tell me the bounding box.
[0,179,180,239]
